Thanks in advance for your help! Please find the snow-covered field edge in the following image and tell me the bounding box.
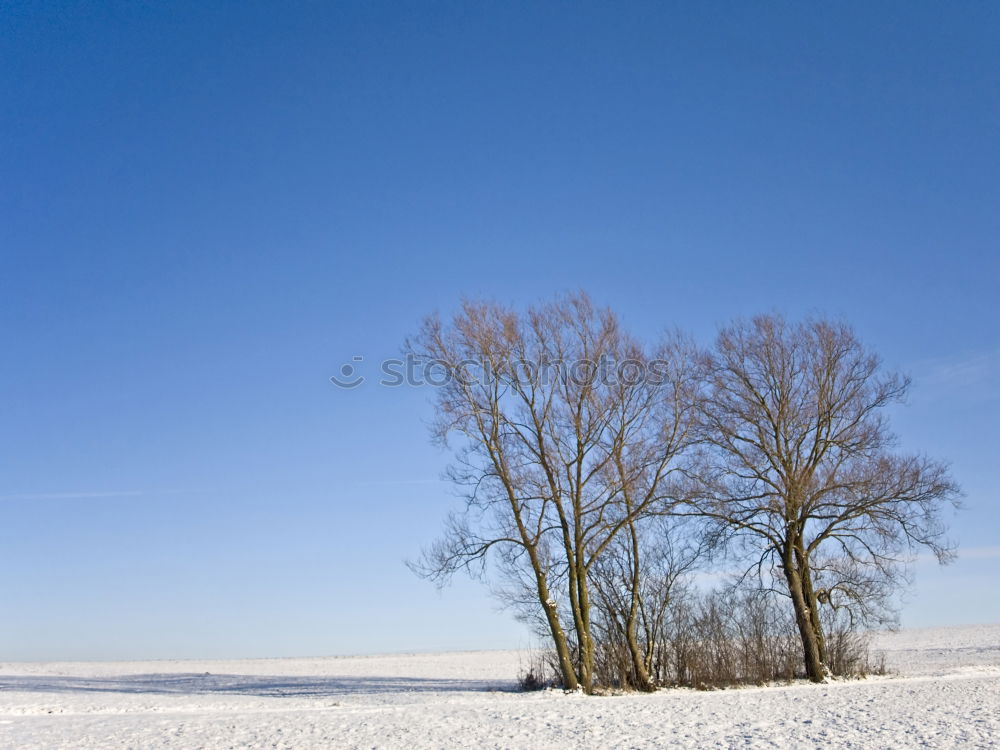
[1,623,997,748]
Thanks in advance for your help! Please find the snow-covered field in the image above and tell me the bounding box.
[1,624,997,749]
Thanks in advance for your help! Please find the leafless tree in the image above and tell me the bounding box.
[407,293,699,692]
[687,314,960,681]
[590,516,708,690]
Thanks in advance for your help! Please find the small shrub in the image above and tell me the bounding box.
[517,653,557,691]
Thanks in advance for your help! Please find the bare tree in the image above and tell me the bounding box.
[590,515,708,690]
[407,293,698,692]
[688,315,960,682]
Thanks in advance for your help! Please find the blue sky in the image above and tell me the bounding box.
[1,1,997,660]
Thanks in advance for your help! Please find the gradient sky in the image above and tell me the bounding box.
[2,1,998,661]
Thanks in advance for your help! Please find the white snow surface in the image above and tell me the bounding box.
[1,624,998,748]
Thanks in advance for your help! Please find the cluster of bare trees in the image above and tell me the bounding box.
[408,293,960,692]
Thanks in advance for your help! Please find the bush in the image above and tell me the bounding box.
[516,652,559,691]
[822,609,887,678]
[591,584,881,690]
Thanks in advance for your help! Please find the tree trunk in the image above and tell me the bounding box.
[526,545,579,690]
[625,521,654,691]
[784,544,825,682]
[796,550,827,667]
[575,559,595,692]
[541,599,579,691]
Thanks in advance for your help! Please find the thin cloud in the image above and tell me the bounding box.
[955,545,1000,561]
[351,479,445,487]
[913,545,1000,564]
[0,489,198,501]
[913,348,1000,389]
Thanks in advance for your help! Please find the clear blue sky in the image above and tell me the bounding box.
[2,1,997,660]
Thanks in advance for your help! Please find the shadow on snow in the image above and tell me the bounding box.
[0,673,516,698]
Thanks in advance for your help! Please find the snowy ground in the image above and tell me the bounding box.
[1,624,998,749]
